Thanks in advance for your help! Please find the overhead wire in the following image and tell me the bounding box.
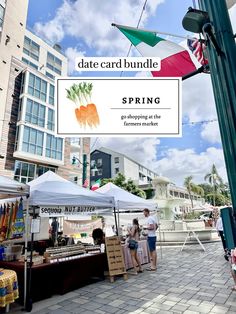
[120,0,148,77]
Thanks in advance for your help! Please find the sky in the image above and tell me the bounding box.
[27,0,236,187]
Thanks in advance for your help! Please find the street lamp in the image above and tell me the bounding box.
[72,155,89,187]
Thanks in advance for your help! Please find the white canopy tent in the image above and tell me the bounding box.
[28,171,114,208]
[0,175,29,199]
[96,182,157,211]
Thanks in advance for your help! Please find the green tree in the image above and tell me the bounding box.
[204,164,223,206]
[184,176,195,208]
[101,173,146,199]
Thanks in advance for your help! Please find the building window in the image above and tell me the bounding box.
[49,84,54,105]
[23,36,40,61]
[37,165,56,177]
[115,167,119,174]
[0,4,5,28]
[139,172,144,180]
[139,165,144,172]
[45,71,55,80]
[28,73,47,102]
[22,57,38,70]
[46,52,62,75]
[14,161,36,183]
[97,158,102,167]
[46,134,63,160]
[114,157,119,163]
[91,160,96,168]
[25,98,45,127]
[22,126,44,156]
[97,169,102,175]
[47,108,54,131]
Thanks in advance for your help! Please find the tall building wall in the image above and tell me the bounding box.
[0,0,29,141]
[0,1,91,185]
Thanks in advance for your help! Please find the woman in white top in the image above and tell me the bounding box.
[127,218,143,275]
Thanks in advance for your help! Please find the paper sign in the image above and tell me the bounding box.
[56,77,181,137]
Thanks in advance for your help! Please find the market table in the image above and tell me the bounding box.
[0,253,107,304]
[122,240,150,270]
[0,269,19,310]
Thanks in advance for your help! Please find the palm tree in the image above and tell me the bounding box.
[184,176,195,208]
[204,164,223,206]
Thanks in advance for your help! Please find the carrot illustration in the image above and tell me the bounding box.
[66,82,99,128]
[87,103,100,127]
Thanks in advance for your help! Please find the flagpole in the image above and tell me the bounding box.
[112,23,195,40]
[182,65,209,81]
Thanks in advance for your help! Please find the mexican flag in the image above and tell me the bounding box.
[116,24,196,77]
[91,179,101,191]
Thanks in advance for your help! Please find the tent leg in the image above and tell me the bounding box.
[24,196,29,309]
[113,207,118,236]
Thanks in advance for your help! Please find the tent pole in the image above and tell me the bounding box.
[24,196,29,309]
[113,207,118,236]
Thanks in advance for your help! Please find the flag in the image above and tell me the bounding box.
[83,178,89,188]
[116,25,196,77]
[91,179,101,191]
[187,38,208,65]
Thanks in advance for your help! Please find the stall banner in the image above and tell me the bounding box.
[63,219,102,236]
[39,206,109,217]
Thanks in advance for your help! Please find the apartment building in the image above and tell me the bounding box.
[0,0,90,185]
[90,147,158,186]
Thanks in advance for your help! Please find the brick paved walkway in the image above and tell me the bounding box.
[12,242,236,314]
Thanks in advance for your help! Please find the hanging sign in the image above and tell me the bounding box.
[39,205,103,217]
[40,206,65,217]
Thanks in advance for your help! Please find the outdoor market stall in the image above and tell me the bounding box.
[97,182,159,266]
[0,171,114,310]
[0,175,30,311]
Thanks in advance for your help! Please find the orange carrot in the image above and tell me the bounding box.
[80,105,87,127]
[87,103,100,127]
[75,108,82,126]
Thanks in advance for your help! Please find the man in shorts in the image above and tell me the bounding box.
[143,208,158,271]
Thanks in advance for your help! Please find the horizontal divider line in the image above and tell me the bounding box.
[110,108,171,110]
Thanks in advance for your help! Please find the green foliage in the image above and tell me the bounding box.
[101,173,146,199]
[206,193,228,206]
[184,212,201,220]
[183,176,204,208]
[204,164,227,206]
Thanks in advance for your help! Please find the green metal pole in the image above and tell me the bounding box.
[198,0,236,212]
[82,154,87,186]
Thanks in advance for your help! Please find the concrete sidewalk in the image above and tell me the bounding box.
[11,242,236,314]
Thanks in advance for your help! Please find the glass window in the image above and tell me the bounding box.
[22,57,38,70]
[25,98,45,127]
[46,52,62,75]
[115,167,119,174]
[97,158,102,167]
[97,169,102,175]
[45,72,55,80]
[0,5,5,28]
[37,165,56,177]
[46,134,63,160]
[114,157,119,163]
[14,161,36,183]
[49,84,54,105]
[23,36,40,61]
[47,108,54,131]
[28,73,47,102]
[22,126,43,156]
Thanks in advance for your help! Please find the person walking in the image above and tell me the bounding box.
[143,208,158,271]
[127,218,143,275]
[216,215,227,251]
